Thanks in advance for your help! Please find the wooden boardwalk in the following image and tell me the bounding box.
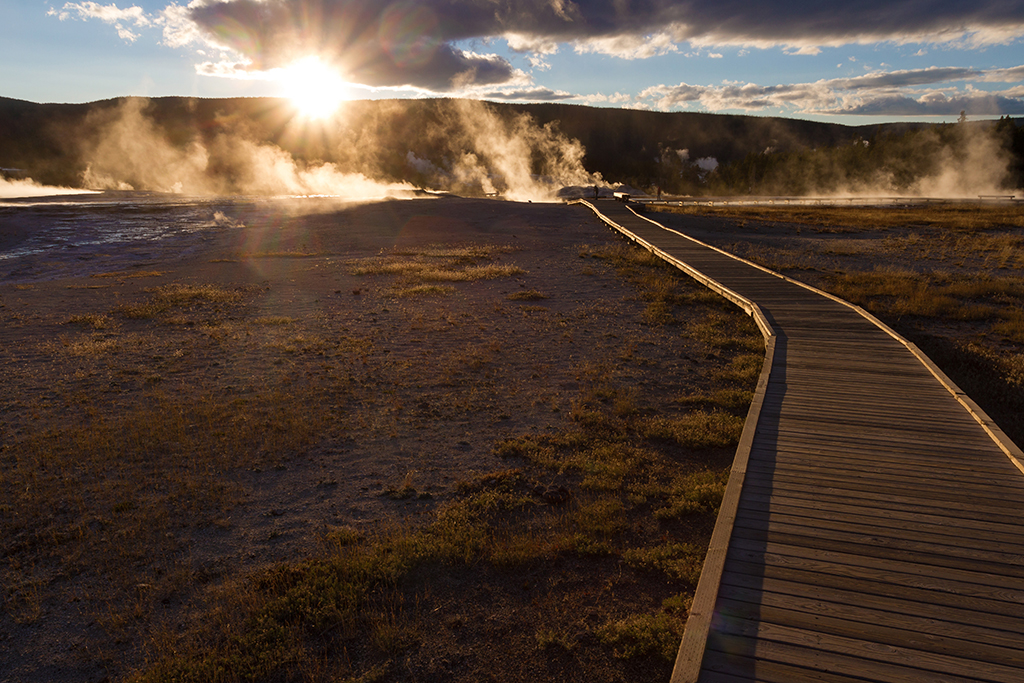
[579,200,1024,683]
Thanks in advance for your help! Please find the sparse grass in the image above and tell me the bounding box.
[51,333,125,356]
[829,269,1024,322]
[651,202,1024,233]
[506,289,548,301]
[91,270,165,279]
[349,243,524,285]
[149,283,243,305]
[241,251,323,258]
[113,282,247,320]
[1,223,763,683]
[596,612,684,660]
[252,315,294,326]
[393,284,455,297]
[351,260,524,281]
[713,354,765,384]
[64,313,114,330]
[675,388,755,411]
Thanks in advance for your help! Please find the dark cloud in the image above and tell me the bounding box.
[841,93,1024,116]
[834,68,985,90]
[479,87,573,100]
[187,0,1024,91]
[188,0,518,90]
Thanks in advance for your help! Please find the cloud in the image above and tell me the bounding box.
[48,0,1024,96]
[477,87,575,101]
[575,92,633,105]
[182,0,521,91]
[640,64,1024,115]
[839,91,1024,116]
[171,0,1024,91]
[51,1,151,42]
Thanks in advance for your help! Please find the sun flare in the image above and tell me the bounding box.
[281,57,349,120]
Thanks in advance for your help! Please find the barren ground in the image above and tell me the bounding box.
[0,197,763,682]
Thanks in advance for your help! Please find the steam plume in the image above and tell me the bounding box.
[72,98,602,201]
[0,177,98,199]
[78,99,415,198]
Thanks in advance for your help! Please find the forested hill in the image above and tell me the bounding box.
[510,102,921,178]
[0,95,1019,195]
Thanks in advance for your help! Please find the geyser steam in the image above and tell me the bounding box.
[70,98,603,201]
[78,99,415,198]
[0,177,98,199]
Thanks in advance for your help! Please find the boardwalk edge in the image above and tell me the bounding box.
[572,200,778,682]
[627,203,1024,477]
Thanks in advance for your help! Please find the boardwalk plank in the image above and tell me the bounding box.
[719,563,1024,633]
[714,596,1024,668]
[735,497,1024,546]
[703,635,985,683]
[709,620,1024,682]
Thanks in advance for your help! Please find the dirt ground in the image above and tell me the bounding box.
[0,197,761,682]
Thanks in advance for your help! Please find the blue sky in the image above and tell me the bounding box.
[3,0,1024,124]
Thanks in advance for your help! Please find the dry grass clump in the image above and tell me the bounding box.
[506,288,548,301]
[252,315,294,326]
[64,313,115,330]
[91,270,165,279]
[149,283,243,305]
[50,332,127,356]
[240,250,322,258]
[350,259,523,282]
[392,244,516,260]
[348,243,523,284]
[394,284,455,297]
[113,282,247,319]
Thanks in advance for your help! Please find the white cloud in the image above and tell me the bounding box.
[158,3,212,48]
[52,1,151,42]
[573,30,682,59]
[575,92,633,105]
[527,55,553,70]
[505,33,560,55]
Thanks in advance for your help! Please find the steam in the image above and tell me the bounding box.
[437,100,600,202]
[79,99,415,198]
[724,121,1022,199]
[73,98,603,202]
[387,99,604,201]
[0,177,98,199]
[907,127,1014,198]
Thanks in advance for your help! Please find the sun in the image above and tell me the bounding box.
[281,57,349,120]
